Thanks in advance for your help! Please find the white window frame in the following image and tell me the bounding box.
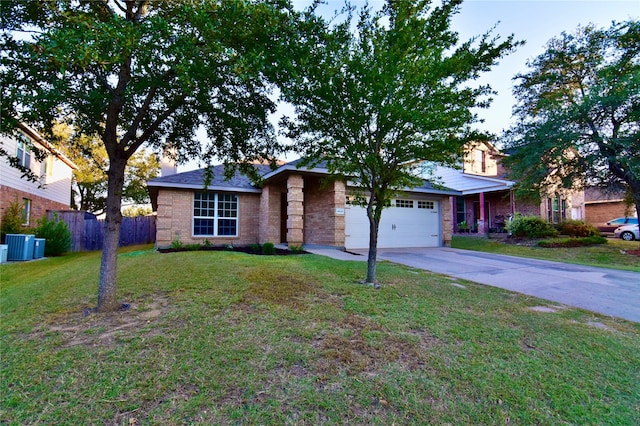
[418,200,435,209]
[192,192,238,237]
[16,134,31,169]
[395,199,414,208]
[22,198,31,226]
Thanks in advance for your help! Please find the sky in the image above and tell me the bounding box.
[179,0,638,171]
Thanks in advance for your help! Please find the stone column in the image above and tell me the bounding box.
[286,174,304,246]
[332,180,346,246]
[258,184,270,243]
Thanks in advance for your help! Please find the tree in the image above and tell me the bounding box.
[51,123,159,215]
[1,0,308,311]
[502,21,640,221]
[282,0,519,285]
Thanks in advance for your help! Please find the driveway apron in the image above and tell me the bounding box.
[347,247,640,323]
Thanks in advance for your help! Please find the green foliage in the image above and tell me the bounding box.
[507,214,558,238]
[558,220,600,237]
[0,0,314,310]
[203,239,213,248]
[170,238,184,250]
[122,206,153,217]
[34,214,71,256]
[1,202,25,238]
[249,243,260,253]
[281,0,521,283]
[223,244,234,251]
[185,244,201,251]
[503,20,640,220]
[288,244,304,253]
[261,242,275,255]
[538,236,608,248]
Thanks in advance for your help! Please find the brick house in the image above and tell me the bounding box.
[425,141,585,233]
[0,123,77,230]
[147,161,459,250]
[584,187,637,225]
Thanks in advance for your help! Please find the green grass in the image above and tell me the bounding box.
[452,235,640,272]
[2,245,639,424]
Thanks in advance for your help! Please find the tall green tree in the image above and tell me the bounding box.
[1,0,308,311]
[503,21,640,219]
[282,0,519,285]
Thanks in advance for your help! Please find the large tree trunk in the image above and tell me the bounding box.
[96,158,127,312]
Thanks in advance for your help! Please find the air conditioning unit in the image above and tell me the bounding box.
[33,238,46,259]
[5,234,35,261]
[0,244,8,264]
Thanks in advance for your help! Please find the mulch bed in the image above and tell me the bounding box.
[158,246,308,256]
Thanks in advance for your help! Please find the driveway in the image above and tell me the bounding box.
[308,247,640,322]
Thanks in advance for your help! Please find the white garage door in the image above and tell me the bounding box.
[345,198,441,249]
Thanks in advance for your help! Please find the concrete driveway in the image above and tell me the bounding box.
[308,247,640,322]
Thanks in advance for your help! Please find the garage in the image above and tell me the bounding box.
[345,198,441,249]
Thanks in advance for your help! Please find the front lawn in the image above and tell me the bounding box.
[2,245,639,424]
[452,235,640,272]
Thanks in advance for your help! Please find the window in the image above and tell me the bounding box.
[418,200,435,209]
[456,197,466,224]
[547,195,566,224]
[16,134,31,168]
[43,155,54,176]
[22,198,31,226]
[395,199,414,208]
[475,149,486,173]
[193,192,238,236]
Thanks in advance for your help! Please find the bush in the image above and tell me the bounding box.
[557,220,599,237]
[249,243,261,253]
[1,201,25,240]
[261,242,275,255]
[538,236,607,248]
[507,214,558,238]
[35,214,72,256]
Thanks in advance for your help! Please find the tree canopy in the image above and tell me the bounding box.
[502,20,640,217]
[1,0,312,311]
[282,0,520,284]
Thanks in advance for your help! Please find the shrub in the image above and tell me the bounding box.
[185,243,201,251]
[1,201,25,239]
[507,214,558,238]
[538,236,607,248]
[558,220,599,237]
[249,243,261,253]
[35,214,72,256]
[261,242,275,255]
[170,238,184,249]
[289,244,304,253]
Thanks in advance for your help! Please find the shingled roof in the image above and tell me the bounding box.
[147,159,459,211]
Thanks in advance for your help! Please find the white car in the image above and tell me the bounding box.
[613,224,639,241]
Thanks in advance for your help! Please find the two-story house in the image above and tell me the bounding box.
[426,141,585,234]
[0,123,77,229]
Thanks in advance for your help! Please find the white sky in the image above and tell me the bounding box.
[179,0,638,171]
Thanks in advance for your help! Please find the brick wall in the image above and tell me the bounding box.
[585,201,631,224]
[1,185,70,228]
[155,188,260,248]
[303,177,345,246]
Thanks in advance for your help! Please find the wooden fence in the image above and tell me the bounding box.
[49,211,156,252]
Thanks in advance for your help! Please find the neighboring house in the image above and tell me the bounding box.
[0,123,77,228]
[584,187,637,225]
[424,141,585,234]
[147,160,459,250]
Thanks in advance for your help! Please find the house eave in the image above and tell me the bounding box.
[146,181,262,193]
